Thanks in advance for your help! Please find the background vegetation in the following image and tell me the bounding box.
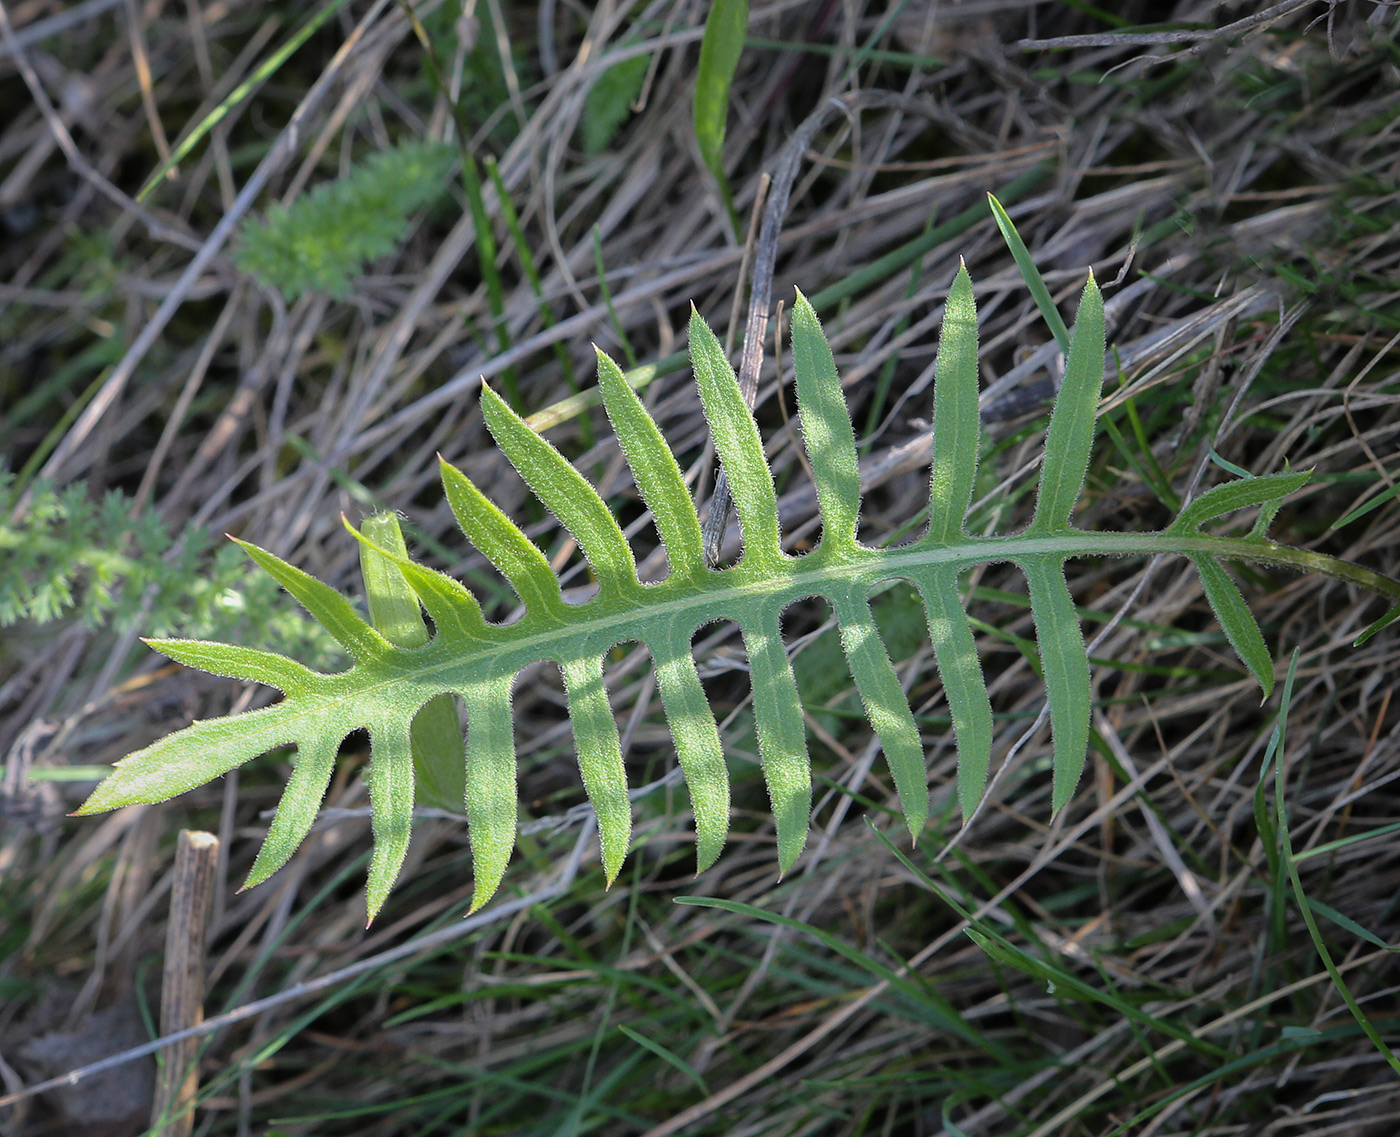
[2,0,1399,1134]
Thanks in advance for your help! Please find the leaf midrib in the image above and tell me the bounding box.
[329,529,1335,704]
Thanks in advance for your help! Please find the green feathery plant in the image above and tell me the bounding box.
[77,203,1400,921]
[233,140,457,301]
[0,473,330,658]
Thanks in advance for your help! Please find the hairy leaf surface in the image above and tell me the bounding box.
[80,258,1400,920]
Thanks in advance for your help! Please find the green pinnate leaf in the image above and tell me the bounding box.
[831,586,928,840]
[146,638,322,694]
[76,700,337,814]
[76,210,1400,917]
[650,629,729,871]
[439,456,564,617]
[463,679,518,912]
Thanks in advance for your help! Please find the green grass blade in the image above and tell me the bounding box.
[831,587,927,840]
[1333,477,1400,529]
[924,262,981,546]
[480,385,639,599]
[439,456,565,617]
[677,894,1007,1057]
[688,306,782,564]
[1029,274,1104,535]
[1022,555,1092,814]
[987,193,1071,353]
[650,629,729,871]
[137,0,356,200]
[1356,602,1400,646]
[916,569,994,819]
[365,715,415,922]
[1195,556,1274,698]
[792,289,860,554]
[560,654,632,885]
[593,347,706,581]
[243,733,339,890]
[693,0,747,235]
[464,678,518,911]
[1274,655,1400,1076]
[743,608,812,874]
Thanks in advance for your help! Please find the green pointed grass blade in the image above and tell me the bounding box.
[831,588,927,841]
[923,263,981,546]
[650,628,729,871]
[360,512,429,647]
[75,699,330,813]
[792,289,860,554]
[366,715,415,922]
[688,306,782,564]
[145,638,321,694]
[594,347,707,582]
[987,193,1070,354]
[1029,274,1105,535]
[559,654,632,885]
[357,513,467,812]
[1334,479,1400,530]
[1196,556,1275,698]
[479,384,639,599]
[1169,471,1312,535]
[1356,602,1400,646]
[1022,555,1092,814]
[243,732,339,889]
[464,678,518,911]
[234,537,386,660]
[440,457,565,617]
[916,569,994,820]
[743,608,812,873]
[676,894,1005,1056]
[693,0,746,229]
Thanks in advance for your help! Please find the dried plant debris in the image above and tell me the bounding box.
[2,1,1399,1134]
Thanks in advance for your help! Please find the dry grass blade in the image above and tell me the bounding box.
[3,0,1400,1134]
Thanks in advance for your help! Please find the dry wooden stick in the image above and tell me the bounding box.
[149,829,220,1137]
